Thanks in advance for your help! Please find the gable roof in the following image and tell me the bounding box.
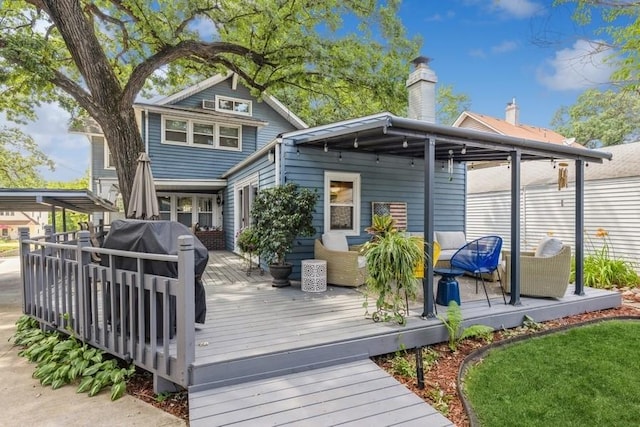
[155,73,308,130]
[467,141,638,193]
[453,111,582,148]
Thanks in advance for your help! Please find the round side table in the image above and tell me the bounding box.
[434,267,465,306]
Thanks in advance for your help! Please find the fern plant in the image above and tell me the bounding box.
[437,301,493,351]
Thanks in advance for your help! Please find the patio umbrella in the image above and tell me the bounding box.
[127,152,159,219]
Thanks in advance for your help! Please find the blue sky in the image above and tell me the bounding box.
[8,0,619,182]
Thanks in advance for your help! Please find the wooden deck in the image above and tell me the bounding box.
[187,250,621,424]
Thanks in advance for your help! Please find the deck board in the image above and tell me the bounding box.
[189,360,453,427]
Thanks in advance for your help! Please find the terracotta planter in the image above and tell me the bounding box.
[269,263,293,287]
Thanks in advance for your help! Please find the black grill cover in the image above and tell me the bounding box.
[101,219,208,324]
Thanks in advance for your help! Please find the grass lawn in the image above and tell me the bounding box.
[0,240,19,255]
[464,320,640,427]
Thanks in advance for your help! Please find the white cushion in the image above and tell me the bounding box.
[357,255,367,269]
[535,237,563,258]
[435,231,467,250]
[322,233,348,252]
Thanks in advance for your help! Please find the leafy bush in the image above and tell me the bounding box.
[236,227,259,254]
[11,315,134,400]
[437,301,493,351]
[570,228,639,289]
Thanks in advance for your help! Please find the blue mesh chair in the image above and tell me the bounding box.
[450,235,506,307]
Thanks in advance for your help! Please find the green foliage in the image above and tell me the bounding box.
[570,228,639,288]
[236,227,259,254]
[364,214,396,239]
[555,0,640,92]
[428,386,451,416]
[551,88,640,147]
[0,126,53,187]
[10,315,134,400]
[362,221,423,324]
[437,301,493,351]
[390,353,416,378]
[436,84,471,126]
[250,183,318,265]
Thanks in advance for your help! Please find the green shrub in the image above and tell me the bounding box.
[570,228,639,289]
[437,301,493,351]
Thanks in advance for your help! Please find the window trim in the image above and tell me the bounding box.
[215,95,253,116]
[324,171,361,236]
[101,137,115,170]
[161,115,242,151]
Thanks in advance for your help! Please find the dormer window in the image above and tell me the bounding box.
[214,95,252,116]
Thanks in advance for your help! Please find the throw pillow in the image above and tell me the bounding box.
[535,236,564,258]
[322,233,349,252]
[435,231,467,250]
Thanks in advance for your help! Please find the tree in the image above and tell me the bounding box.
[46,173,90,231]
[437,84,471,125]
[551,88,640,147]
[0,1,419,210]
[0,126,54,187]
[555,0,640,92]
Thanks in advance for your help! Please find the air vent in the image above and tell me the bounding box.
[202,99,216,110]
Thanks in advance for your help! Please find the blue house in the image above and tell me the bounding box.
[86,57,611,317]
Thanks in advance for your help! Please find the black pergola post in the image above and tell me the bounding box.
[509,149,522,306]
[422,136,436,318]
[574,159,585,295]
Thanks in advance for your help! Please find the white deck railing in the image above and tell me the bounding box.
[18,226,195,389]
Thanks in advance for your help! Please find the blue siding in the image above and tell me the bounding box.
[239,142,467,280]
[146,112,257,179]
[91,136,117,182]
[172,78,299,148]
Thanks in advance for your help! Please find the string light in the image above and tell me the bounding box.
[461,145,467,155]
[411,158,415,167]
[324,142,328,153]
[376,154,380,164]
[296,147,300,156]
[402,137,408,148]
[353,137,358,148]
[507,154,512,169]
[339,152,342,161]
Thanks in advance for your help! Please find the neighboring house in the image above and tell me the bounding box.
[465,142,640,268]
[86,73,307,230]
[0,210,48,239]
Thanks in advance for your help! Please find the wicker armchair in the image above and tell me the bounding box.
[314,239,367,287]
[501,245,572,298]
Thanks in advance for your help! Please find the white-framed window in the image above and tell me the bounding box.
[215,95,252,116]
[156,194,220,229]
[96,136,115,169]
[324,171,361,236]
[161,116,242,151]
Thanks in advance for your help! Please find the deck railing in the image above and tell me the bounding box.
[18,226,195,389]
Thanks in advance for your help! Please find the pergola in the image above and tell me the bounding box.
[288,113,613,317]
[0,189,118,232]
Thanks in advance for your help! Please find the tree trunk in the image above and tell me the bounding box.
[97,109,144,213]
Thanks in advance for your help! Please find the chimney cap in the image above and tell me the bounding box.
[412,56,432,68]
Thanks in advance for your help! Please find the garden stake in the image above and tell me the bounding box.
[415,346,424,389]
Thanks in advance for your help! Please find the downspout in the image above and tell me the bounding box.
[275,137,282,186]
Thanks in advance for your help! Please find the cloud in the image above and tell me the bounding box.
[491,40,518,54]
[0,103,89,181]
[425,10,456,22]
[490,0,545,19]
[469,48,487,59]
[536,39,617,91]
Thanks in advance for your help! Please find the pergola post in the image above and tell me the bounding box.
[509,150,522,305]
[422,136,436,318]
[574,159,585,295]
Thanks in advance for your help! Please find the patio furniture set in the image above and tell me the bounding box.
[311,231,572,305]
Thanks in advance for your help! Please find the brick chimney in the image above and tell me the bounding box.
[406,56,437,123]
[505,98,519,125]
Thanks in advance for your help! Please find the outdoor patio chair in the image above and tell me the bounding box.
[450,235,506,307]
[314,233,367,287]
[501,244,572,299]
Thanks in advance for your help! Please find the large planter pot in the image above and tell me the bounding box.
[269,263,293,287]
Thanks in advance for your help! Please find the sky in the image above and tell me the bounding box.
[6,0,620,183]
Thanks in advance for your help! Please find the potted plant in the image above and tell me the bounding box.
[362,214,424,324]
[251,183,319,287]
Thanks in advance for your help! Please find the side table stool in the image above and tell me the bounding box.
[301,259,327,292]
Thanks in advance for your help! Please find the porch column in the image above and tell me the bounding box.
[422,136,436,318]
[509,150,522,305]
[574,159,585,295]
